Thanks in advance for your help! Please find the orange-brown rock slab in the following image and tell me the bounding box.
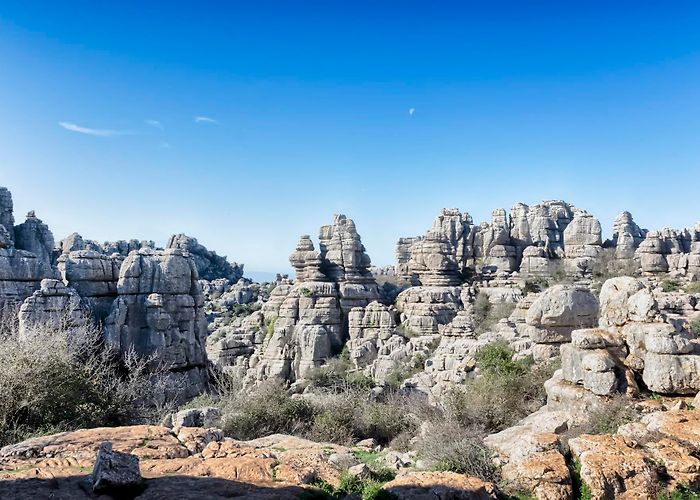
[502,449,572,500]
[642,409,700,447]
[569,434,659,500]
[382,471,498,499]
[0,425,188,462]
[645,438,700,488]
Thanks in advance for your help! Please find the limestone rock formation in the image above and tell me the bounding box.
[408,230,461,286]
[13,211,54,267]
[17,278,91,341]
[0,187,15,246]
[525,285,599,361]
[0,188,57,306]
[396,236,422,283]
[167,234,243,282]
[607,211,646,259]
[57,250,122,321]
[289,235,326,282]
[104,248,209,399]
[318,214,381,313]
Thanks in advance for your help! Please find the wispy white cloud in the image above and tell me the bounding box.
[194,116,219,124]
[408,108,416,116]
[145,119,163,130]
[159,141,171,149]
[58,121,133,137]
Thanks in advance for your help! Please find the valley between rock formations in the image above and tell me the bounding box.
[1,186,700,499]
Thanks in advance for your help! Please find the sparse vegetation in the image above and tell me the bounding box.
[472,292,516,334]
[0,314,178,447]
[690,317,700,336]
[265,313,278,338]
[684,282,700,295]
[661,278,682,293]
[202,372,420,446]
[523,277,549,294]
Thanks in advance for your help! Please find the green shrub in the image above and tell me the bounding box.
[300,287,314,298]
[476,341,531,377]
[307,357,374,392]
[685,282,700,295]
[472,293,515,334]
[661,279,682,293]
[444,346,554,433]
[569,459,592,500]
[264,314,278,338]
[690,318,700,337]
[658,483,700,499]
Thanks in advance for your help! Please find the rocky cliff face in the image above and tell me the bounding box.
[0,190,57,307]
[104,248,209,399]
[167,234,243,282]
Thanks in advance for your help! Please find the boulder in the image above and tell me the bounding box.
[92,442,142,494]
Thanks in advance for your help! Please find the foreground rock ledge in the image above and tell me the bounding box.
[0,425,498,499]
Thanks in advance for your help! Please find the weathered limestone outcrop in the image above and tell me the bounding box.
[14,211,54,267]
[246,215,381,385]
[17,278,91,341]
[634,224,700,277]
[524,285,599,361]
[0,187,15,246]
[57,250,122,321]
[395,286,464,336]
[318,214,381,313]
[104,248,209,399]
[396,236,422,283]
[167,234,244,282]
[563,211,602,274]
[607,211,646,259]
[252,281,343,383]
[55,232,156,257]
[289,235,326,282]
[408,230,462,287]
[0,188,57,306]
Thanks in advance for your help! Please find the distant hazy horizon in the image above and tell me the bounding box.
[2,2,699,273]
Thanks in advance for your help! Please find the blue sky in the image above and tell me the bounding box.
[1,1,699,276]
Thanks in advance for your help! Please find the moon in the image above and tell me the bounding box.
[408,108,415,116]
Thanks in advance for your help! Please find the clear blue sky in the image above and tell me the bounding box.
[1,1,699,276]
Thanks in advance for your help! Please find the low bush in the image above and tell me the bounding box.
[690,317,700,337]
[415,422,498,483]
[0,314,177,447]
[223,382,315,440]
[685,282,700,295]
[472,293,516,334]
[307,356,374,393]
[661,278,682,293]
[440,343,552,434]
[523,277,549,295]
[207,372,419,446]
